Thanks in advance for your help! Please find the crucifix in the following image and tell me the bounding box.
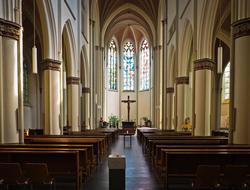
[121,96,136,121]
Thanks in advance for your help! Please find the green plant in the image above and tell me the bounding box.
[108,115,119,127]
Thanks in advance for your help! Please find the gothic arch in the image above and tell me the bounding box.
[197,0,219,58]
[180,20,193,76]
[62,20,76,76]
[36,0,57,59]
[168,46,176,86]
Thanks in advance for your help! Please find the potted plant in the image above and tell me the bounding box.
[108,115,119,128]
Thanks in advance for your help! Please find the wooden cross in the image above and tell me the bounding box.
[121,96,136,121]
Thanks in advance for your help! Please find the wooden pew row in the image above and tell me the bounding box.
[0,144,96,176]
[0,148,83,190]
[144,136,228,155]
[154,144,250,168]
[162,149,250,189]
[25,137,105,163]
[68,131,113,145]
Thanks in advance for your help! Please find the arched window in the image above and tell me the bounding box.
[107,40,118,90]
[139,39,150,90]
[123,41,135,91]
[223,62,230,101]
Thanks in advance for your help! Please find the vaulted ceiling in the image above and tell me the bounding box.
[98,0,160,27]
[98,0,160,47]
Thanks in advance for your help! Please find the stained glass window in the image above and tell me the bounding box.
[23,62,29,104]
[223,62,230,100]
[123,41,135,91]
[107,40,117,90]
[139,39,150,90]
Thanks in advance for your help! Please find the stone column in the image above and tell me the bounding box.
[153,46,162,129]
[41,59,61,135]
[176,76,189,131]
[81,87,90,129]
[166,87,174,130]
[0,18,20,143]
[67,77,80,132]
[95,46,104,128]
[232,17,250,144]
[194,58,214,136]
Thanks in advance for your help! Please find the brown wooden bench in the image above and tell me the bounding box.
[0,144,95,177]
[161,149,250,189]
[0,148,83,190]
[145,136,228,156]
[25,137,104,163]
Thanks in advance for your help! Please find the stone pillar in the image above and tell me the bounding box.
[81,87,90,129]
[0,18,20,143]
[194,58,214,136]
[95,46,104,128]
[162,19,168,130]
[67,77,80,132]
[153,46,162,129]
[176,76,189,131]
[166,87,174,130]
[41,59,61,135]
[232,17,250,144]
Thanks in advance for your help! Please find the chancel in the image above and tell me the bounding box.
[0,0,250,189]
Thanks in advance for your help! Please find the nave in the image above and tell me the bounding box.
[84,134,163,190]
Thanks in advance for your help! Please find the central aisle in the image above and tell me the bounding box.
[84,134,163,190]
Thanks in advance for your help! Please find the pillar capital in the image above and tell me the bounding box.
[232,17,250,39]
[166,87,174,93]
[67,77,80,85]
[176,76,189,85]
[0,18,20,40]
[41,59,61,71]
[194,58,215,71]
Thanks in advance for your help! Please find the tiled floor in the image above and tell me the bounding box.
[84,134,163,190]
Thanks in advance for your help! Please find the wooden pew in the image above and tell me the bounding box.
[144,136,228,156]
[0,144,95,176]
[25,136,104,163]
[0,148,83,190]
[162,149,250,189]
[154,144,250,168]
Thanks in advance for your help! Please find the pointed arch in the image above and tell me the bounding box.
[180,20,193,75]
[36,0,57,59]
[62,20,76,76]
[168,45,176,86]
[197,0,219,58]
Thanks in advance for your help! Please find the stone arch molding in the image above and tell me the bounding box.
[80,45,89,87]
[62,20,76,76]
[179,20,193,76]
[36,0,57,59]
[101,3,156,47]
[197,0,219,59]
[168,45,176,86]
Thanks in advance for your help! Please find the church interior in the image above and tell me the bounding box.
[0,0,250,189]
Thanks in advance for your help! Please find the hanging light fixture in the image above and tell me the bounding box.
[217,2,223,74]
[32,0,37,74]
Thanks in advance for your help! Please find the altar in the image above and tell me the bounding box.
[122,121,135,128]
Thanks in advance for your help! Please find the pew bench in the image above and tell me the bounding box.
[0,148,83,190]
[161,149,250,189]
